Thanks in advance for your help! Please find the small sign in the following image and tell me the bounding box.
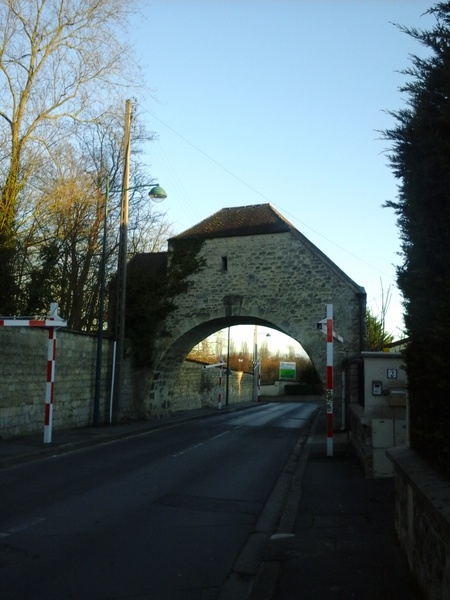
[280,361,296,380]
[387,368,398,379]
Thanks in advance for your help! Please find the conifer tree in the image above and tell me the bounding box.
[383,2,450,476]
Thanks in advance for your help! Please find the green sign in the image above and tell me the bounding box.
[279,361,296,380]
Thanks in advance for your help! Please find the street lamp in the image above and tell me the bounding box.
[93,180,167,426]
[93,98,167,426]
[111,179,167,423]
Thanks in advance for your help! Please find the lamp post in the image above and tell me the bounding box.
[253,326,271,402]
[93,177,110,427]
[94,99,167,426]
[225,326,231,406]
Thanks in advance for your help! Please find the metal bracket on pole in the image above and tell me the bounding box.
[317,318,343,343]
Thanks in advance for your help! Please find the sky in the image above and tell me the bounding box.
[127,0,435,354]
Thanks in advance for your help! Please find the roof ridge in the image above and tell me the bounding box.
[170,203,293,241]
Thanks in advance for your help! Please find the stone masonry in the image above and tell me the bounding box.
[145,204,366,421]
[388,447,450,600]
[0,328,118,437]
[0,328,251,438]
[0,205,366,436]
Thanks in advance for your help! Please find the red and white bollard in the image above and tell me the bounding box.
[326,303,334,457]
[44,326,57,443]
[218,363,223,410]
[0,302,66,443]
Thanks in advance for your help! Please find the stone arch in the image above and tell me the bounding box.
[131,204,366,425]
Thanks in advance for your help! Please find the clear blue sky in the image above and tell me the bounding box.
[128,0,434,352]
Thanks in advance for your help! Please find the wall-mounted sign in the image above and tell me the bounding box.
[387,368,398,379]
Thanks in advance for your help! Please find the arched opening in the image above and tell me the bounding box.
[146,316,326,416]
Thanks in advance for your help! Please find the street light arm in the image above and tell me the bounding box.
[108,182,167,196]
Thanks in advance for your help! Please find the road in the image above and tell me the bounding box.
[0,401,319,600]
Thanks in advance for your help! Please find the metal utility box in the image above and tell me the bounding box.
[394,419,407,445]
[372,419,394,448]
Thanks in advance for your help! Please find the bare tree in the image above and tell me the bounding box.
[0,0,140,312]
[14,101,174,330]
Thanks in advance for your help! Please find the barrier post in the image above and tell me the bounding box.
[218,361,223,409]
[326,303,333,457]
[0,302,66,443]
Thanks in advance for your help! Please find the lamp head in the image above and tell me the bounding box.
[148,184,167,203]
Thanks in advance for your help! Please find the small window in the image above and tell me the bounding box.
[221,256,228,271]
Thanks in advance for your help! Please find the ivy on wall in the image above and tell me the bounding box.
[125,238,206,368]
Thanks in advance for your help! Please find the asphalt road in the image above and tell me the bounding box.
[0,402,318,600]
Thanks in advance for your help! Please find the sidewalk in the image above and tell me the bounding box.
[256,412,424,600]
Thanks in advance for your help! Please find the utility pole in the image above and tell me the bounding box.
[112,99,132,423]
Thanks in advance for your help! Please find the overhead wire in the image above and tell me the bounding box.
[150,111,400,296]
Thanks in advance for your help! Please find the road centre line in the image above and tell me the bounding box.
[0,517,46,537]
[208,430,231,441]
[172,442,204,457]
[172,430,231,457]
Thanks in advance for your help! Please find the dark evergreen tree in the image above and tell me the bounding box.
[383,2,450,477]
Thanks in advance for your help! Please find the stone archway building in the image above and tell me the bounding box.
[134,204,366,425]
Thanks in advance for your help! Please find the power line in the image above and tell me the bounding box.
[151,111,398,283]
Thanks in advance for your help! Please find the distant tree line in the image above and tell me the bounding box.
[188,333,321,385]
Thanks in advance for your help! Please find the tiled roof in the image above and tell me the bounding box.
[170,204,295,240]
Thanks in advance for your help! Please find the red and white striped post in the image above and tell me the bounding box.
[257,369,261,402]
[44,321,57,443]
[218,362,223,410]
[0,302,66,443]
[326,303,334,457]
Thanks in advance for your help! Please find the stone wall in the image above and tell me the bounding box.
[0,328,119,437]
[0,329,253,438]
[170,360,253,413]
[388,447,450,600]
[349,404,373,477]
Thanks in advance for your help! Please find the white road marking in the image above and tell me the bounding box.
[172,442,204,457]
[172,430,231,457]
[209,430,231,441]
[1,517,46,537]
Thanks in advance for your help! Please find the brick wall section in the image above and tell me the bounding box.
[388,447,450,600]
